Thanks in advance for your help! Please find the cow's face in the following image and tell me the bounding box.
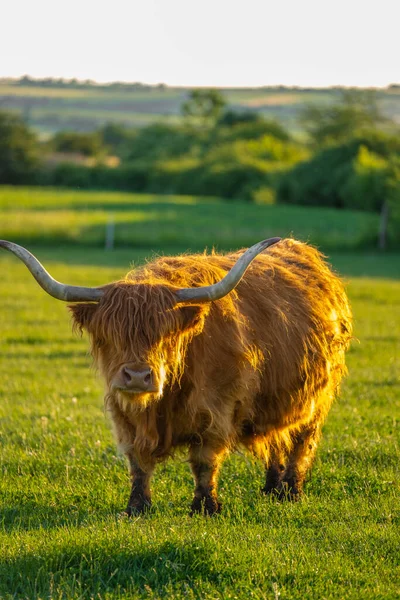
[69,283,207,406]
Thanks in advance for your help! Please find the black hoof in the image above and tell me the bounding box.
[261,484,279,496]
[276,482,302,502]
[125,499,152,516]
[261,483,302,502]
[190,495,222,517]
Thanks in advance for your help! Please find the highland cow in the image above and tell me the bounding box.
[0,238,352,516]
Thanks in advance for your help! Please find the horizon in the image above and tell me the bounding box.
[2,75,398,91]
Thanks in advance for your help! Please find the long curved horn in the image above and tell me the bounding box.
[175,237,281,304]
[0,240,104,302]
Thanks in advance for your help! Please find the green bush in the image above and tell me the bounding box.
[187,160,271,200]
[300,90,386,147]
[341,146,389,212]
[251,186,276,205]
[149,136,303,200]
[217,110,263,126]
[51,131,104,157]
[215,119,291,143]
[43,163,93,188]
[40,129,307,201]
[154,135,305,200]
[277,131,400,210]
[123,123,205,163]
[99,123,137,156]
[386,159,400,247]
[0,111,39,184]
[42,162,151,192]
[240,135,308,163]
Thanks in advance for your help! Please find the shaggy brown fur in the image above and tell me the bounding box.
[69,239,352,515]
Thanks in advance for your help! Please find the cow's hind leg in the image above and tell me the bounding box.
[189,444,227,516]
[125,454,155,516]
[276,420,322,501]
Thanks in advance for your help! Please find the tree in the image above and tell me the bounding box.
[123,123,204,163]
[216,115,291,143]
[182,89,226,126]
[300,90,387,147]
[99,123,137,156]
[51,131,103,157]
[0,111,39,183]
[379,157,400,249]
[217,110,262,126]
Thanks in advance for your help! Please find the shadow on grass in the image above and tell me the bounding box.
[0,502,118,534]
[1,504,88,534]
[0,539,223,599]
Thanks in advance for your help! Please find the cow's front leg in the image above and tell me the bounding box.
[189,445,227,516]
[125,454,155,516]
[262,449,286,495]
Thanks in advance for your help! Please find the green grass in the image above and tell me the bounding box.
[0,239,399,599]
[0,186,380,252]
[0,186,399,597]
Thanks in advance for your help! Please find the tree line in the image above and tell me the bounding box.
[1,89,399,247]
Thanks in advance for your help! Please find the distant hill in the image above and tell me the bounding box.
[1,77,399,137]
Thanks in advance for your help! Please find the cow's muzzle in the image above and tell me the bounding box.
[111,363,158,394]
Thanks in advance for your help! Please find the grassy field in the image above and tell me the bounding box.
[2,82,399,135]
[0,243,399,599]
[0,186,380,252]
[0,186,399,598]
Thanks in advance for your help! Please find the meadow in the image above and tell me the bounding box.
[0,187,399,599]
[0,187,380,252]
[1,82,400,135]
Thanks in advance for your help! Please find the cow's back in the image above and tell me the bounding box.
[166,239,351,436]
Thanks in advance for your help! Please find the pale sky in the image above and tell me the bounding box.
[2,0,399,87]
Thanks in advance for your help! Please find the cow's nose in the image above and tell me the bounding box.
[122,367,153,391]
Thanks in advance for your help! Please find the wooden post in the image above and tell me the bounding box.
[105,216,115,251]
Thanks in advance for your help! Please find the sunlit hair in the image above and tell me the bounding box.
[70,240,353,469]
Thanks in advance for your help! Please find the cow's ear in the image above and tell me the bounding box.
[68,303,98,333]
[178,305,208,335]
